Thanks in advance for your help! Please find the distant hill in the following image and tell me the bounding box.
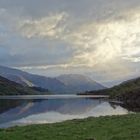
[0,76,48,95]
[57,74,105,93]
[0,66,105,94]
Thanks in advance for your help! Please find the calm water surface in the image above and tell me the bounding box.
[0,95,129,128]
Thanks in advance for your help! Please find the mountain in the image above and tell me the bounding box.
[0,66,34,87]
[57,74,105,93]
[0,76,45,95]
[0,65,105,94]
[3,74,35,87]
[0,65,66,94]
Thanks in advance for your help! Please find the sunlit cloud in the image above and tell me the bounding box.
[44,10,138,78]
[15,8,140,80]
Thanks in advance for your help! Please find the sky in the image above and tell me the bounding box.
[0,0,140,87]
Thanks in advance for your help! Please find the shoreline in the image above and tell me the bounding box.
[0,94,109,100]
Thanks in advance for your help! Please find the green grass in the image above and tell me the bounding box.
[0,114,140,140]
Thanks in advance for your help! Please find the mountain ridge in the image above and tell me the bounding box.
[0,65,105,94]
[57,74,105,93]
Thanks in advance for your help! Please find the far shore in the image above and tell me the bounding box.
[0,94,109,100]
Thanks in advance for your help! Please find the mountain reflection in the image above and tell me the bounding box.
[0,98,129,128]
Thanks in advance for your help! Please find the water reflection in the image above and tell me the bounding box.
[0,98,129,128]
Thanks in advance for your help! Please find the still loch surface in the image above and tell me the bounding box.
[0,95,129,128]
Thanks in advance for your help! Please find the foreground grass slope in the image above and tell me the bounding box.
[0,114,140,140]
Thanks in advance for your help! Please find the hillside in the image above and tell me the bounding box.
[109,77,140,111]
[0,76,47,95]
[85,77,140,111]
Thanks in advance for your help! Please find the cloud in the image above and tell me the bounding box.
[18,12,68,39]
[72,11,140,63]
[17,7,140,68]
[0,0,140,85]
[13,7,140,80]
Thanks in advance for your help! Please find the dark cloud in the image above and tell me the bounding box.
[0,0,139,19]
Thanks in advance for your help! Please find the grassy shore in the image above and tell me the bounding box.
[0,114,140,140]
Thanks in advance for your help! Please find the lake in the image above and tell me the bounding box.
[0,95,129,128]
